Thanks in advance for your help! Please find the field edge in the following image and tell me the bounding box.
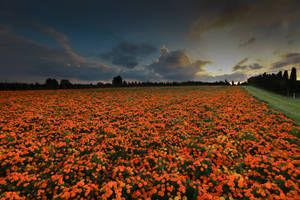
[242,86,300,124]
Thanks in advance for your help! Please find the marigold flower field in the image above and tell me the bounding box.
[0,86,299,199]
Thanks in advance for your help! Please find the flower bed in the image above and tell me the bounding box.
[0,86,299,199]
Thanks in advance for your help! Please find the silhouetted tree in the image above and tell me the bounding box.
[45,78,59,89]
[282,70,289,95]
[290,67,297,98]
[283,70,289,81]
[112,75,123,86]
[97,82,104,87]
[60,79,73,89]
[274,71,285,95]
[277,71,283,79]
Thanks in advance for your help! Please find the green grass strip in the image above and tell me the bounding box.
[243,86,300,124]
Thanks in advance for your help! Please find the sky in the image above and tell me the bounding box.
[0,0,300,83]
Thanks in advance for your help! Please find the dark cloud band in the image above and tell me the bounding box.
[100,42,157,68]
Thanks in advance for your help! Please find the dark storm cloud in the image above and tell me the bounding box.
[0,25,118,82]
[189,0,300,39]
[100,42,157,68]
[189,0,249,38]
[232,58,263,72]
[272,53,300,69]
[147,45,210,81]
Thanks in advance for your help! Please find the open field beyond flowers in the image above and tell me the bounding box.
[0,86,299,199]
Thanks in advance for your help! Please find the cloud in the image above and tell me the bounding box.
[188,0,300,39]
[144,45,248,82]
[0,25,255,83]
[233,63,263,71]
[36,24,88,65]
[249,64,263,70]
[0,25,118,82]
[189,0,248,38]
[233,65,248,71]
[100,42,157,68]
[239,37,256,48]
[160,45,168,56]
[147,45,210,81]
[234,57,248,66]
[285,53,300,58]
[272,53,300,69]
[37,24,69,44]
[232,58,263,72]
[232,58,248,71]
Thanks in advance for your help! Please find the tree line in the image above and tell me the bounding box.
[0,76,233,91]
[111,76,232,87]
[247,67,299,97]
[1,68,298,94]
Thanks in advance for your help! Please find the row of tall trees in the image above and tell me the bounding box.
[247,67,299,97]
